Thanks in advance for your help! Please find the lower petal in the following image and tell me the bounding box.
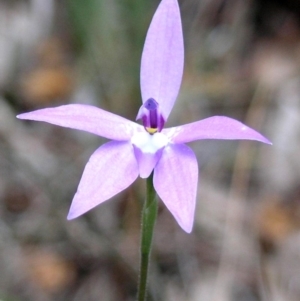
[68,141,139,219]
[154,144,198,233]
[131,131,168,178]
[133,146,163,178]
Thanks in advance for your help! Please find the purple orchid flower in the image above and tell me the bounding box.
[17,0,271,233]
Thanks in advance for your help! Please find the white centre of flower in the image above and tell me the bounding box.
[131,131,169,154]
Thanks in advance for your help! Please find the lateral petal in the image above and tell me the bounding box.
[140,0,184,119]
[67,141,139,219]
[154,144,198,233]
[17,104,141,140]
[166,116,272,144]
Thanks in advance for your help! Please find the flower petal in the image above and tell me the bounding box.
[166,116,272,144]
[133,146,163,179]
[67,141,139,219]
[131,131,169,178]
[17,104,141,140]
[140,0,184,119]
[154,144,198,233]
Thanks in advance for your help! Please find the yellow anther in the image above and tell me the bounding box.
[146,127,158,134]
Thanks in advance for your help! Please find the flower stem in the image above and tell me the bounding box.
[137,173,158,301]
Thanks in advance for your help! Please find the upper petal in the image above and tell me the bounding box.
[165,116,272,144]
[140,0,184,119]
[68,141,139,219]
[17,104,142,140]
[154,144,198,233]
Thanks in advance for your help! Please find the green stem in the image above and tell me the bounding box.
[137,173,158,301]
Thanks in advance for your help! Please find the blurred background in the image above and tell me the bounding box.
[1,0,300,300]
